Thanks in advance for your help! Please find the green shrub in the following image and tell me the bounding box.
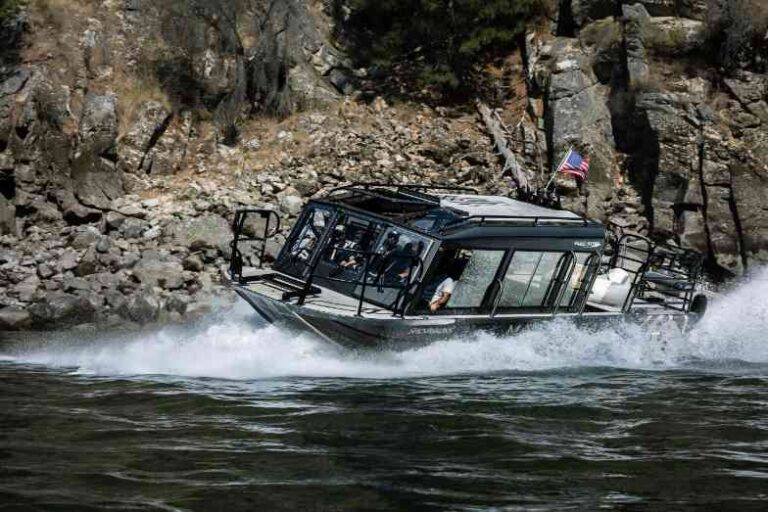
[340,0,553,97]
[0,0,21,22]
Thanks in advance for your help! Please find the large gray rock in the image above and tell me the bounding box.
[623,3,651,86]
[544,38,617,217]
[133,257,185,290]
[123,292,160,325]
[165,214,232,254]
[28,292,97,327]
[0,307,31,330]
[71,94,124,210]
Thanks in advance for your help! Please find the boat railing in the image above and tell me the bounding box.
[229,209,281,283]
[326,182,479,199]
[604,232,702,314]
[297,245,424,318]
[441,214,591,233]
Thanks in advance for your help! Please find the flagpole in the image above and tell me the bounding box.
[545,148,571,191]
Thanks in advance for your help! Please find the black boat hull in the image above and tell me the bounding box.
[234,286,693,350]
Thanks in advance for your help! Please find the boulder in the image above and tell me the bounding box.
[58,249,79,272]
[118,100,173,174]
[279,195,304,216]
[74,247,98,277]
[0,307,31,330]
[165,214,232,254]
[132,258,185,290]
[545,38,617,216]
[28,292,97,327]
[123,292,160,325]
[119,217,150,238]
[71,227,101,249]
[72,94,124,210]
[14,275,40,302]
[182,254,204,272]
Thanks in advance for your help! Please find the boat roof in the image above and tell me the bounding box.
[438,194,583,220]
[321,183,603,240]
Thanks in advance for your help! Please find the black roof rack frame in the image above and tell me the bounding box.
[441,214,593,233]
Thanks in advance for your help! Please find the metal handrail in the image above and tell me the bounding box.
[575,252,601,315]
[229,209,281,281]
[551,252,578,316]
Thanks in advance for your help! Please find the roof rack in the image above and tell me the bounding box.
[325,183,479,205]
[441,214,592,233]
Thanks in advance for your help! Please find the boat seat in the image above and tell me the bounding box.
[588,268,632,309]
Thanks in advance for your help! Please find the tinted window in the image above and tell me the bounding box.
[449,250,505,309]
[420,249,504,313]
[499,252,564,308]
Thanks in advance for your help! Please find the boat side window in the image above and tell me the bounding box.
[498,251,564,309]
[360,227,431,310]
[420,249,505,313]
[370,228,429,282]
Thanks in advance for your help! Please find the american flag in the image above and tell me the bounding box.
[558,149,590,181]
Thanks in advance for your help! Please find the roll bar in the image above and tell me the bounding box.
[229,209,280,282]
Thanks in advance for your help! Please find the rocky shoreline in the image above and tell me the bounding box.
[0,96,511,331]
[1,1,767,331]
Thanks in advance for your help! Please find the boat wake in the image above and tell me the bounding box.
[3,269,767,379]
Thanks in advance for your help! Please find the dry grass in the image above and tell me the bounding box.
[644,23,689,54]
[30,0,95,29]
[114,73,172,140]
[580,18,622,50]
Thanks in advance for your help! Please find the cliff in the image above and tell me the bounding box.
[0,0,766,330]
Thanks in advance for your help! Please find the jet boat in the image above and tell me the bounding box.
[225,184,707,349]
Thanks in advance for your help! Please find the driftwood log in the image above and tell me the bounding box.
[476,100,529,191]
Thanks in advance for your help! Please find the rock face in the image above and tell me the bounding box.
[0,0,766,331]
[528,0,768,278]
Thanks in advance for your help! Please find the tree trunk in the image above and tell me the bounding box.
[476,100,529,191]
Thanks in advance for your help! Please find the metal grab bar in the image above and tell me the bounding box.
[575,252,601,315]
[230,209,281,281]
[490,277,505,318]
[551,252,577,317]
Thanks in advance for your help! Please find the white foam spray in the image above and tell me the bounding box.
[4,268,768,379]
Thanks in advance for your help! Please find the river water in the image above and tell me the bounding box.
[1,271,767,511]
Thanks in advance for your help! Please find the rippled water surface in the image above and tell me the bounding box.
[1,271,767,511]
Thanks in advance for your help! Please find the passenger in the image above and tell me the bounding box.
[337,228,368,270]
[370,231,401,276]
[290,229,317,262]
[389,241,424,280]
[327,224,347,262]
[428,260,464,312]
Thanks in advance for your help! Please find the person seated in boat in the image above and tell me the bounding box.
[290,229,317,262]
[327,224,347,262]
[386,241,425,282]
[427,259,465,312]
[333,226,372,273]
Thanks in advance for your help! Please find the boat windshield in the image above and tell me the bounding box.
[276,203,434,311]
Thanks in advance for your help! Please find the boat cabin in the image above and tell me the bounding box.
[233,184,701,318]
